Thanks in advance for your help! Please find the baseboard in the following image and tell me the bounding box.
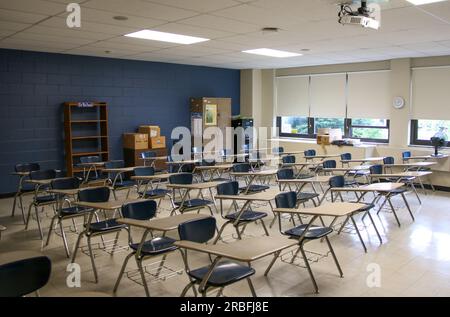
[0,192,15,199]
[422,184,450,192]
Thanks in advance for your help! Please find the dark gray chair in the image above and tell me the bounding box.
[178,217,256,297]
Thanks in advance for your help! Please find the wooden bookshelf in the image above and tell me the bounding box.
[64,102,109,177]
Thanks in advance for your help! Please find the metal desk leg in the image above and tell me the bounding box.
[400,192,415,222]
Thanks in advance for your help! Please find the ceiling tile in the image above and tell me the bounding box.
[56,7,168,29]
[145,0,240,13]
[83,0,199,21]
[0,9,48,24]
[0,37,80,50]
[1,0,450,69]
[178,14,260,34]
[152,22,234,39]
[0,0,66,15]
[0,20,31,32]
[23,24,113,41]
[40,16,139,35]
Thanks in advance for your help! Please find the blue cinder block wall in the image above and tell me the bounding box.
[0,49,240,194]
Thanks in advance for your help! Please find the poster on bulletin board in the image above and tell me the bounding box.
[204,104,217,126]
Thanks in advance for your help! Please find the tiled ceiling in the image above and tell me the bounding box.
[1,0,450,69]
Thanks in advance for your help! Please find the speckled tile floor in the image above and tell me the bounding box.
[1,178,450,297]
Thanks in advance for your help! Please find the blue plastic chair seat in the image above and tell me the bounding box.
[130,236,177,255]
[389,188,407,194]
[175,199,213,208]
[35,195,57,204]
[188,260,255,287]
[20,183,36,192]
[297,192,319,201]
[88,219,126,232]
[356,203,375,212]
[225,210,267,221]
[60,206,91,216]
[114,180,135,188]
[139,188,170,198]
[210,177,231,182]
[344,180,358,186]
[239,185,270,193]
[285,224,332,239]
[296,174,313,179]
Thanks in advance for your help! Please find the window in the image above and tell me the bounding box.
[348,118,390,143]
[314,118,345,134]
[277,116,390,143]
[411,119,450,146]
[277,116,312,138]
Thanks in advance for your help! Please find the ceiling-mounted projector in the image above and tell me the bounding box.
[338,0,381,30]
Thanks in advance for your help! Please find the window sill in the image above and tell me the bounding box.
[270,137,379,147]
[408,144,450,153]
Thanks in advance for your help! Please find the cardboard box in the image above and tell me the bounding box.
[123,133,148,150]
[317,135,331,145]
[139,125,160,138]
[150,136,166,149]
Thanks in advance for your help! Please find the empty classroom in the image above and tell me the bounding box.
[1,0,450,300]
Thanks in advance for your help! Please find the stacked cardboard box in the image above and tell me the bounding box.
[139,125,166,149]
[123,133,148,149]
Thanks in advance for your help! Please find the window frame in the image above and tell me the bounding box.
[347,118,390,144]
[276,116,314,139]
[410,119,450,147]
[277,116,390,143]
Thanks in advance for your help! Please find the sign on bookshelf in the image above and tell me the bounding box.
[77,102,94,108]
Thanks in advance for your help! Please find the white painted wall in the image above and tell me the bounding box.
[240,56,450,188]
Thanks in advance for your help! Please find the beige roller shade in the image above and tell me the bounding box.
[412,67,450,120]
[347,71,391,119]
[310,73,346,118]
[275,76,310,117]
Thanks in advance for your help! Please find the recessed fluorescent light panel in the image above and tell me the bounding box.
[406,0,446,5]
[242,48,302,58]
[124,30,209,44]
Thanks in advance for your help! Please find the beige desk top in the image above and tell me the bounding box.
[166,181,225,190]
[0,250,46,266]
[102,167,137,173]
[385,162,436,168]
[248,158,281,164]
[278,150,305,155]
[281,162,321,167]
[11,171,30,176]
[273,202,367,217]
[48,188,86,196]
[132,173,177,181]
[407,154,448,160]
[277,175,332,184]
[193,164,233,171]
[230,169,278,177]
[166,160,199,165]
[47,186,106,196]
[118,213,209,232]
[323,166,371,172]
[215,189,281,202]
[26,178,63,185]
[139,156,168,161]
[341,157,385,163]
[78,162,107,167]
[370,171,432,178]
[331,182,405,192]
[305,154,339,159]
[73,198,142,210]
[175,235,298,262]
